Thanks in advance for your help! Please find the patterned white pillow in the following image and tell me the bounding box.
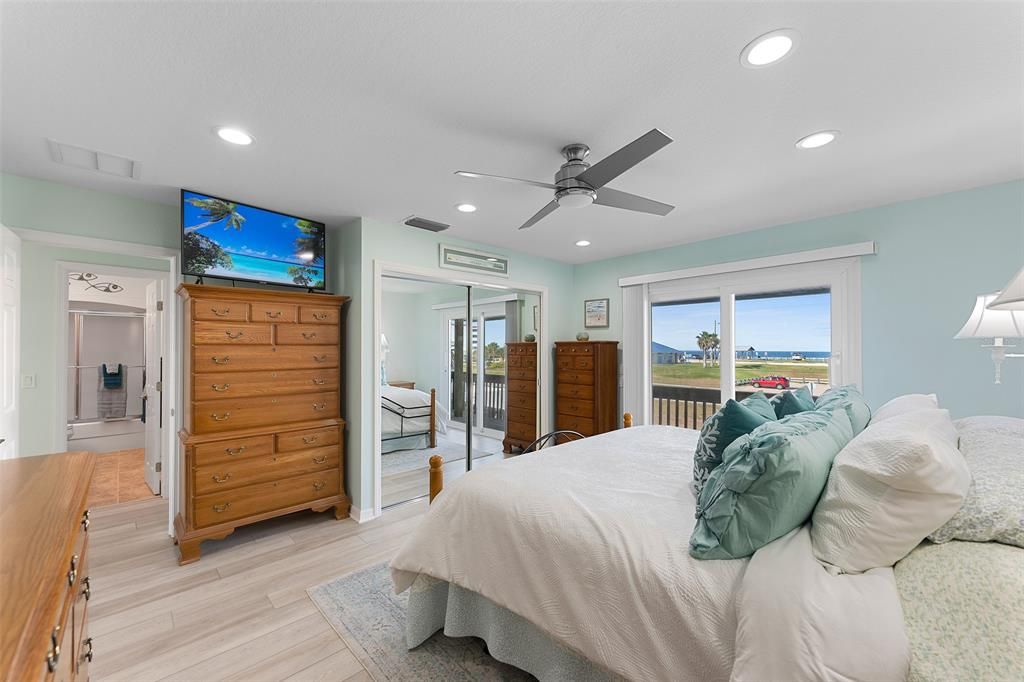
[871,393,937,423]
[928,416,1024,548]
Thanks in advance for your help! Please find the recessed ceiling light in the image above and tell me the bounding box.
[215,127,254,145]
[740,29,799,68]
[486,257,498,262]
[575,240,591,247]
[456,203,477,213]
[795,130,840,149]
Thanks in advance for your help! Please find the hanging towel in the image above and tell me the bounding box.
[101,363,124,389]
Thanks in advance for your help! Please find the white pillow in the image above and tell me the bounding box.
[871,393,938,422]
[810,409,970,574]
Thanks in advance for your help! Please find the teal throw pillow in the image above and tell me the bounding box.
[814,384,872,435]
[692,393,777,495]
[690,407,854,560]
[769,385,816,418]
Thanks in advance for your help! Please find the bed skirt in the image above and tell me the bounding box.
[406,575,619,682]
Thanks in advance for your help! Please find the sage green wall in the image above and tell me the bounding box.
[572,180,1024,419]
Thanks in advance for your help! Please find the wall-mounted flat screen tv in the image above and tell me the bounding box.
[181,189,326,290]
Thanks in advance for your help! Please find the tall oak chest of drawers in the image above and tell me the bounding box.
[175,284,349,564]
[555,341,619,436]
[503,342,537,452]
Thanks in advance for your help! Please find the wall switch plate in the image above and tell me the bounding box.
[21,374,36,388]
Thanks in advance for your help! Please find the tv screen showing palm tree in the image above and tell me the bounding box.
[180,189,326,290]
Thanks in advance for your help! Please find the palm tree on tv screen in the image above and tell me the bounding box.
[184,197,246,233]
[293,220,324,263]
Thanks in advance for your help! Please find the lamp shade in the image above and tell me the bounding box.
[955,293,1024,339]
[988,267,1024,311]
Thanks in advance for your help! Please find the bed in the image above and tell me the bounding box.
[391,419,1023,681]
[381,385,448,453]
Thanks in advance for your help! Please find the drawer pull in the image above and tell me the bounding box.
[212,473,232,483]
[312,377,326,385]
[313,455,328,464]
[68,554,79,586]
[83,637,94,663]
[313,354,328,363]
[225,331,244,339]
[46,626,61,672]
[313,480,326,492]
[225,445,246,455]
[313,312,328,320]
[211,412,231,422]
[211,307,231,317]
[302,331,317,340]
[302,435,319,444]
[82,576,91,601]
[81,509,90,532]
[212,383,230,392]
[313,402,327,411]
[213,502,231,513]
[265,310,282,318]
[212,356,230,365]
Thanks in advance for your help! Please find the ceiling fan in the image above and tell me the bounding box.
[456,128,675,230]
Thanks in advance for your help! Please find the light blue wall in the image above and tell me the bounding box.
[572,180,1024,419]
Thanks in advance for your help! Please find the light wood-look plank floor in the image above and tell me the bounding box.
[89,496,427,681]
[88,448,158,508]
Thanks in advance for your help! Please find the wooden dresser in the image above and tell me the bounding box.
[1,452,96,682]
[555,341,619,436]
[175,284,350,564]
[503,342,538,452]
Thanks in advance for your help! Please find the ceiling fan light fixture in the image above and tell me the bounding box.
[741,29,799,68]
[796,130,840,149]
[556,188,597,209]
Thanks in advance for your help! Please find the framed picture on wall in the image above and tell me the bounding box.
[584,298,609,328]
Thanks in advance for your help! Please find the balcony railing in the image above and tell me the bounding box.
[450,371,507,430]
[651,384,760,430]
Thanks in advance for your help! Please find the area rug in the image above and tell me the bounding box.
[308,563,532,681]
[381,439,497,476]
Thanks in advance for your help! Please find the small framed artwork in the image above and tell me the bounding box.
[584,298,609,328]
[439,244,510,278]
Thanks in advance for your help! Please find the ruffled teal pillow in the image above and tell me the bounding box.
[769,385,815,418]
[690,407,854,560]
[814,384,871,435]
[692,392,777,495]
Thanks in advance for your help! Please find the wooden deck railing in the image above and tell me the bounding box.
[651,384,760,430]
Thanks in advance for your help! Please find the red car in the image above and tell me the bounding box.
[751,376,790,389]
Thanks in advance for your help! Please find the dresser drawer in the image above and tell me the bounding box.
[194,445,339,495]
[507,391,537,409]
[275,324,340,345]
[193,434,274,466]
[193,368,340,401]
[193,345,339,372]
[300,305,339,325]
[508,355,522,368]
[194,470,340,528]
[556,344,593,355]
[506,421,536,442]
[507,406,535,425]
[556,355,592,370]
[194,299,248,322]
[508,379,535,394]
[252,302,298,323]
[193,321,272,345]
[277,425,341,452]
[556,414,594,436]
[557,383,594,400]
[72,548,90,677]
[522,355,537,369]
[508,367,535,381]
[558,398,594,418]
[193,392,339,433]
[557,369,594,386]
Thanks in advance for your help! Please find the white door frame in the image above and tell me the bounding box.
[0,225,21,460]
[14,228,181,537]
[372,259,550,520]
[438,299,506,439]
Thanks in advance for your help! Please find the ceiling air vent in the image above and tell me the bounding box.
[47,139,139,179]
[404,216,450,233]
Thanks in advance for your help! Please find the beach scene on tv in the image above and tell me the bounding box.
[181,190,325,289]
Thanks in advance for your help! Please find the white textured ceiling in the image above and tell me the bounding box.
[2,1,1022,264]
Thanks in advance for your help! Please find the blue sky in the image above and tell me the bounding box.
[182,191,323,266]
[652,292,831,351]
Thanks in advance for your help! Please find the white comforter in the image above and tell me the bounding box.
[391,425,909,681]
[381,385,447,439]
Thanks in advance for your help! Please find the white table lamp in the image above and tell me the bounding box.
[955,292,1024,383]
[987,267,1024,311]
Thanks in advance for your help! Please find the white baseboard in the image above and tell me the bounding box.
[349,506,378,523]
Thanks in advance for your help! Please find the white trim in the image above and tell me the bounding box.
[12,227,179,259]
[618,242,875,287]
[372,259,551,518]
[431,293,524,310]
[349,505,378,524]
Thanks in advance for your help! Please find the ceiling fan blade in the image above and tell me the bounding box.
[455,171,558,191]
[518,200,559,230]
[575,128,673,189]
[594,187,674,216]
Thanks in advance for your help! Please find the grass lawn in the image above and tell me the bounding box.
[652,361,829,389]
